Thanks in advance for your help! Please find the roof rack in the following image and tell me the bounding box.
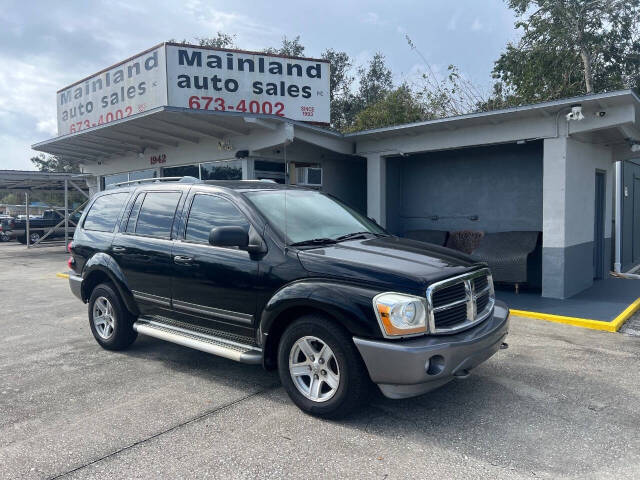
[107,176,202,189]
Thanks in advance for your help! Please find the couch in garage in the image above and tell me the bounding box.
[403,229,541,292]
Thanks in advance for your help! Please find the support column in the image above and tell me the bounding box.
[366,153,386,227]
[542,137,611,298]
[241,158,254,180]
[25,191,30,248]
[614,160,622,273]
[64,178,69,252]
[541,137,568,298]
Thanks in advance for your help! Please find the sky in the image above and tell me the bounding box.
[0,0,519,170]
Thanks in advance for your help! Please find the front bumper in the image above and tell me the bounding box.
[69,272,83,301]
[353,300,510,399]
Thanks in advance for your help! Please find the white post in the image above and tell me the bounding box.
[366,153,387,227]
[241,158,254,180]
[25,191,30,248]
[614,160,622,273]
[64,178,69,252]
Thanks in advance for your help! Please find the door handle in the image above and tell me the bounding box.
[112,246,126,252]
[173,255,194,264]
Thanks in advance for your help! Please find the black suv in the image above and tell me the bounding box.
[68,177,509,418]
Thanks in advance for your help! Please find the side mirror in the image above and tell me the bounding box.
[209,226,249,249]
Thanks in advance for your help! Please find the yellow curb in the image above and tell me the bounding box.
[510,296,640,332]
[56,273,69,279]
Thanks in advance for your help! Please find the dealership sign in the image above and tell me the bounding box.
[56,43,330,136]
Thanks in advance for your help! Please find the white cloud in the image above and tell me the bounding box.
[361,12,385,26]
[447,13,459,31]
[0,0,515,170]
[183,0,283,50]
[471,17,490,32]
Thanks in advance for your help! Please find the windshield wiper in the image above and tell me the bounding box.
[289,237,338,247]
[334,231,387,242]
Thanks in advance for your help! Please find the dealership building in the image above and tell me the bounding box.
[32,43,640,300]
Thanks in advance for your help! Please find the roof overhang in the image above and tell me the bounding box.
[32,90,640,163]
[349,89,640,155]
[32,107,351,165]
[0,170,91,192]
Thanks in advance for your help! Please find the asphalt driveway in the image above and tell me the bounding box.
[1,243,639,479]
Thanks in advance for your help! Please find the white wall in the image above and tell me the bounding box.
[565,138,614,243]
[542,137,615,298]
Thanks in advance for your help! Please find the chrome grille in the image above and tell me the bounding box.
[426,268,495,334]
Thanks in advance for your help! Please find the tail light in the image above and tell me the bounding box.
[67,242,75,270]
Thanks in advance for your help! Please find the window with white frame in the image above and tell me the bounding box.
[295,165,322,186]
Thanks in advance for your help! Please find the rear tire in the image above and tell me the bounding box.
[277,315,370,419]
[88,283,137,351]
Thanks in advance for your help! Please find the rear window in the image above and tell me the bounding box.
[83,193,130,232]
[133,191,181,238]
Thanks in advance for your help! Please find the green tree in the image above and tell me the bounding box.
[489,0,640,106]
[168,32,236,48]
[263,35,306,57]
[405,36,487,117]
[196,32,237,49]
[321,49,355,130]
[346,84,427,132]
[30,154,79,173]
[356,53,393,109]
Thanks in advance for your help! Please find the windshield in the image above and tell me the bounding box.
[243,189,385,244]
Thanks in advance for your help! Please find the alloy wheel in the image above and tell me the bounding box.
[289,336,340,402]
[93,296,115,339]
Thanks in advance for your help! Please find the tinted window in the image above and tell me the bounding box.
[254,160,285,173]
[185,195,249,243]
[128,169,157,182]
[102,172,128,189]
[200,160,242,180]
[163,164,200,178]
[125,192,145,233]
[134,192,181,238]
[83,193,130,232]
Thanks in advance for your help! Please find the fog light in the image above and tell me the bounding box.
[426,355,445,376]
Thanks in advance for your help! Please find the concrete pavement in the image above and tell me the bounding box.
[1,243,639,479]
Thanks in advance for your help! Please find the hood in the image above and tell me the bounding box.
[297,236,482,292]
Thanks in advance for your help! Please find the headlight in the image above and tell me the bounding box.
[373,292,428,337]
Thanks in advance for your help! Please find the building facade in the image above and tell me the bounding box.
[32,44,640,299]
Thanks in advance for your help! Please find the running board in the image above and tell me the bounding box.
[133,318,262,364]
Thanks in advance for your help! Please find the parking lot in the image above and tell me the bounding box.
[0,243,639,479]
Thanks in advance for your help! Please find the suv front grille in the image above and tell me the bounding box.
[427,268,495,334]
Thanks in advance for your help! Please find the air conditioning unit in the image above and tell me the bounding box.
[296,166,322,186]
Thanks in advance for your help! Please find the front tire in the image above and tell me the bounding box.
[88,283,137,350]
[277,315,370,418]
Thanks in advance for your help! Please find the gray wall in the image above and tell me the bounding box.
[321,157,367,213]
[386,142,543,235]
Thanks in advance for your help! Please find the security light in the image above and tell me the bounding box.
[566,105,584,121]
